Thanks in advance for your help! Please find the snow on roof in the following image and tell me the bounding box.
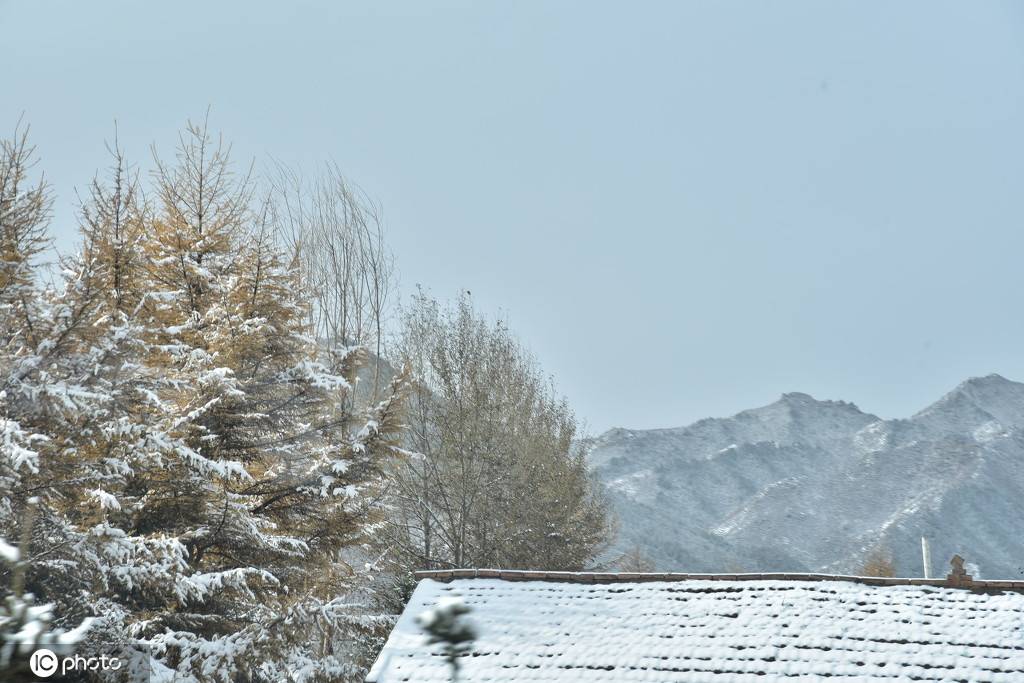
[367,570,1024,682]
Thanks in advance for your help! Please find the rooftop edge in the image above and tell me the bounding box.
[413,568,1024,593]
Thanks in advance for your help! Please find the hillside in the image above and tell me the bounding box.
[588,374,1024,578]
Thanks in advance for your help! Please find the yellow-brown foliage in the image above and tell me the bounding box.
[859,547,897,577]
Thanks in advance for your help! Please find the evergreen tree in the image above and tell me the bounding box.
[125,120,407,681]
[1,121,409,682]
[0,123,121,677]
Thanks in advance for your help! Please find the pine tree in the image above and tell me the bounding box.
[74,137,147,316]
[0,124,124,677]
[117,120,408,681]
[1,502,94,681]
[1,120,409,682]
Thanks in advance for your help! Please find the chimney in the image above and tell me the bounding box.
[946,554,973,587]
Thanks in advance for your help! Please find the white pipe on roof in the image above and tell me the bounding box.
[922,537,933,579]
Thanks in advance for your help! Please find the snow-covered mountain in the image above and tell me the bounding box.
[588,374,1024,579]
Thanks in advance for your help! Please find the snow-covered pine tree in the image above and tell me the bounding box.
[0,124,124,676]
[0,125,56,515]
[1,121,408,682]
[123,120,407,681]
[48,138,196,671]
[1,502,94,682]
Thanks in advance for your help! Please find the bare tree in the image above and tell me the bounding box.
[385,290,611,573]
[269,163,395,398]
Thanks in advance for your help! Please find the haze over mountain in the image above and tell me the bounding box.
[588,374,1024,579]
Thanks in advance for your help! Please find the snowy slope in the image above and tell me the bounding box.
[588,374,1024,578]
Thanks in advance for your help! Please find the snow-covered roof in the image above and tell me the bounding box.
[367,569,1024,682]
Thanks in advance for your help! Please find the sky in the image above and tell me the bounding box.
[4,0,1024,434]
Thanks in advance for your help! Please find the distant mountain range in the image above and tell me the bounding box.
[587,374,1024,579]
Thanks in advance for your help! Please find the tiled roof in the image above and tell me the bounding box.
[367,570,1024,682]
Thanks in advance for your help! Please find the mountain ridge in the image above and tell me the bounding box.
[588,373,1024,579]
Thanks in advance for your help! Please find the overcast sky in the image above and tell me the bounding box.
[5,0,1024,434]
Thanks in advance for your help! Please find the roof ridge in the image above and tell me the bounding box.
[413,569,1024,592]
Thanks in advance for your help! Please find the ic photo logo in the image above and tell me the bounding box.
[29,648,59,678]
[29,649,122,678]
